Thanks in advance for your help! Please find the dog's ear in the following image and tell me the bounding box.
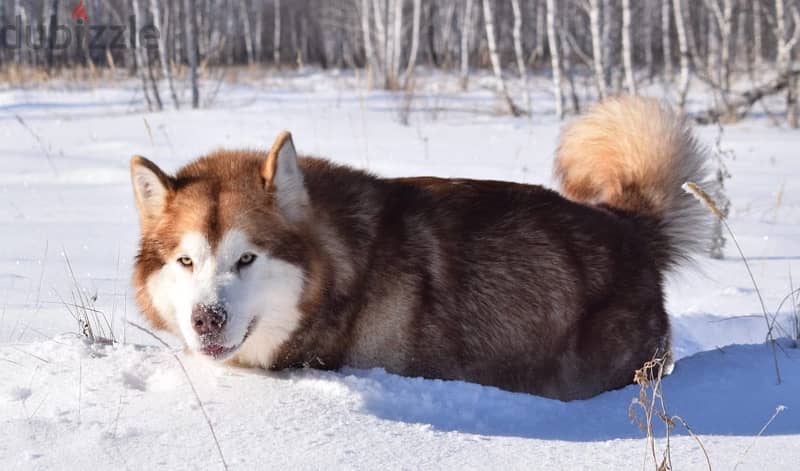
[130,155,173,227]
[261,130,310,222]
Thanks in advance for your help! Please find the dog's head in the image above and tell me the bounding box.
[130,131,310,366]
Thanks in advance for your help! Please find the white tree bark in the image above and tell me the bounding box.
[673,0,690,108]
[273,0,281,66]
[482,0,521,116]
[662,0,672,80]
[372,0,388,83]
[589,0,606,98]
[459,0,474,89]
[704,0,733,90]
[239,0,255,65]
[402,0,421,88]
[546,0,563,119]
[389,0,403,88]
[361,0,380,86]
[184,0,199,108]
[150,0,179,109]
[622,0,637,94]
[753,0,763,72]
[775,0,800,127]
[511,0,531,114]
[533,0,546,63]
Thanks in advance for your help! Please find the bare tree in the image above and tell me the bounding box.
[772,0,800,127]
[621,0,637,94]
[46,0,59,73]
[511,0,531,113]
[673,0,691,108]
[459,0,475,90]
[240,0,255,65]
[274,0,281,66]
[547,0,563,119]
[150,0,180,109]
[662,0,672,80]
[402,0,422,88]
[482,0,521,116]
[753,0,763,73]
[184,0,199,108]
[589,0,607,98]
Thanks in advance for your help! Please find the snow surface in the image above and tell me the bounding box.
[1,72,799,470]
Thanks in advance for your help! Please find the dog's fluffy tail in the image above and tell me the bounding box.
[555,95,711,270]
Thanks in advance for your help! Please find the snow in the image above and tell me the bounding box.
[1,72,799,470]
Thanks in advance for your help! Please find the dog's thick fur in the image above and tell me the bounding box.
[131,96,710,400]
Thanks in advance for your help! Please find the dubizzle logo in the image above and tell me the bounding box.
[72,0,88,24]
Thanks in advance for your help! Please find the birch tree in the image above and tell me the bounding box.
[589,0,607,98]
[150,0,180,108]
[402,0,421,88]
[459,0,474,89]
[673,0,691,108]
[546,0,563,119]
[274,0,281,66]
[621,0,637,94]
[184,0,199,108]
[510,0,531,113]
[482,0,521,116]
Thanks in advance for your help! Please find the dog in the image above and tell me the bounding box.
[130,96,710,400]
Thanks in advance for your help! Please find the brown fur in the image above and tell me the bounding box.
[132,97,710,400]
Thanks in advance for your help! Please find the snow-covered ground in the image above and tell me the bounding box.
[1,72,799,470]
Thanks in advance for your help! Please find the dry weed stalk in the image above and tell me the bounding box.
[57,250,115,346]
[629,354,711,471]
[683,182,782,384]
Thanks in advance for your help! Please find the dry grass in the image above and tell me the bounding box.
[56,250,115,346]
[629,354,711,471]
[684,182,783,383]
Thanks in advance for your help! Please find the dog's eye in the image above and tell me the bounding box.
[237,252,257,268]
[177,256,193,268]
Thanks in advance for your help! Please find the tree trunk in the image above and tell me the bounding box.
[775,0,800,127]
[459,0,474,90]
[560,7,579,114]
[511,0,531,113]
[753,0,763,73]
[662,0,672,80]
[533,0,545,64]
[546,0,563,119]
[46,0,59,73]
[388,0,403,88]
[184,0,199,108]
[372,0,387,79]
[403,0,421,88]
[273,0,281,66]
[622,0,637,94]
[673,0,690,108]
[151,0,179,109]
[361,0,379,85]
[240,0,255,65]
[481,0,521,116]
[254,1,264,62]
[590,0,606,98]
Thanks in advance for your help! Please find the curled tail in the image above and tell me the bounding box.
[555,96,712,270]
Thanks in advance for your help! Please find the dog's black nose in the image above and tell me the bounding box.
[191,303,227,336]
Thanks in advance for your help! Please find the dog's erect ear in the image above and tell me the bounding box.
[261,131,310,222]
[130,155,173,227]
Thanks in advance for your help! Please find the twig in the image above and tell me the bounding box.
[684,182,782,384]
[173,354,229,471]
[733,406,787,470]
[14,114,57,174]
[126,320,171,348]
[143,117,155,148]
